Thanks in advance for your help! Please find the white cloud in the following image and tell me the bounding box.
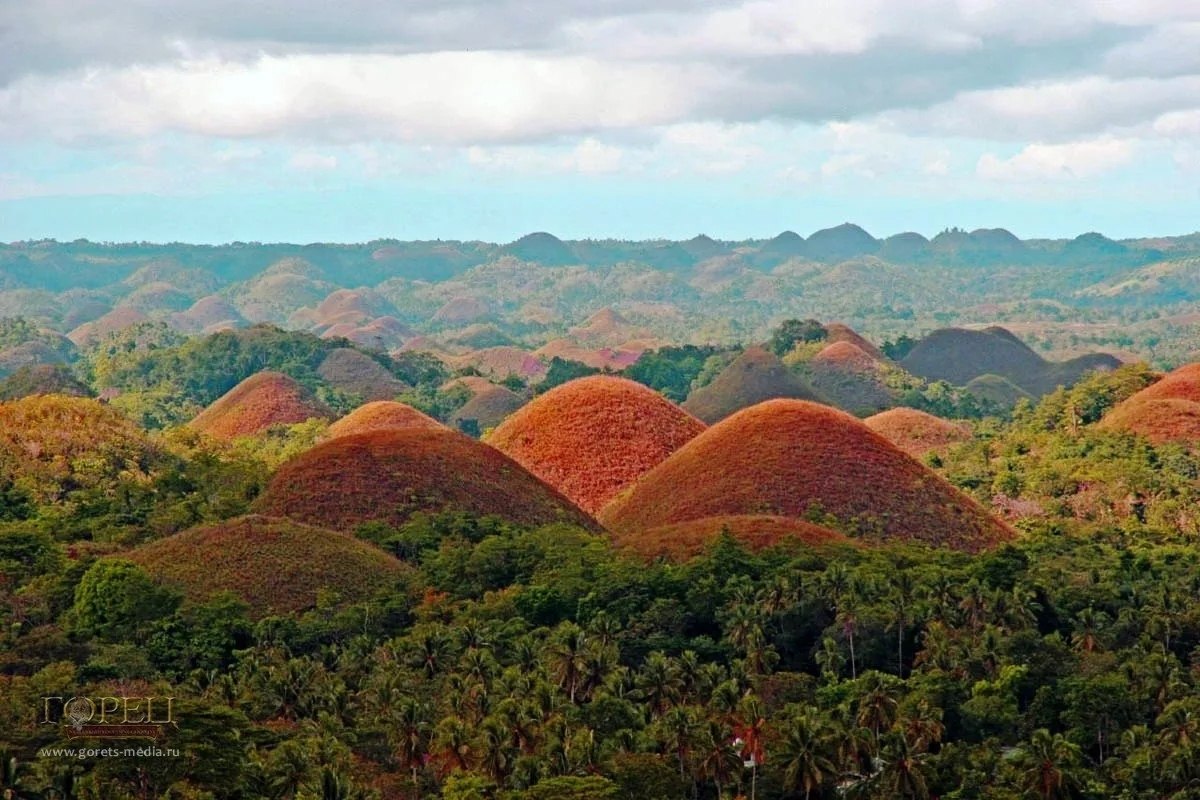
[1153,109,1200,137]
[976,137,1136,181]
[0,52,719,145]
[900,74,1200,140]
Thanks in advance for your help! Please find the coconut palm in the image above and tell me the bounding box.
[777,712,837,800]
[1016,729,1084,800]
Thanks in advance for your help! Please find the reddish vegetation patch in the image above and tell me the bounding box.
[189,371,332,440]
[1125,363,1200,404]
[824,323,886,360]
[865,408,971,458]
[253,428,598,531]
[487,376,706,514]
[600,399,1012,552]
[682,346,822,423]
[812,341,881,372]
[448,346,548,380]
[328,401,442,439]
[617,514,853,561]
[1099,397,1200,445]
[433,296,490,324]
[67,308,149,347]
[127,515,410,617]
[535,338,646,370]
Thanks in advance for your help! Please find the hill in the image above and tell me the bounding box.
[127,515,410,617]
[864,407,971,458]
[189,371,332,439]
[447,380,527,432]
[1098,398,1200,445]
[67,308,149,347]
[599,399,1012,551]
[964,374,1033,409]
[823,323,887,360]
[901,327,1119,396]
[615,514,852,561]
[500,232,576,265]
[253,428,599,531]
[0,364,92,400]
[1096,364,1200,445]
[0,395,166,502]
[327,400,442,438]
[802,341,895,415]
[804,223,879,261]
[682,346,823,423]
[486,376,706,514]
[317,348,409,401]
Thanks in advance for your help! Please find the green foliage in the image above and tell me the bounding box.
[622,345,725,403]
[70,559,180,641]
[767,318,828,356]
[537,357,602,393]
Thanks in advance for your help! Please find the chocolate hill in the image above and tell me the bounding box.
[327,400,442,439]
[189,371,332,440]
[902,327,1119,396]
[486,376,706,514]
[865,407,971,458]
[600,399,1012,551]
[253,428,599,531]
[317,348,409,401]
[804,341,895,415]
[1098,364,1200,444]
[682,346,823,424]
[617,514,852,561]
[447,380,526,432]
[127,515,410,617]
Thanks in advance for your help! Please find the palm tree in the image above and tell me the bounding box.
[777,712,836,800]
[856,673,899,747]
[636,651,685,718]
[1070,606,1107,654]
[698,719,742,800]
[1016,729,1083,800]
[886,570,919,677]
[389,699,431,790]
[545,623,588,703]
[875,732,931,799]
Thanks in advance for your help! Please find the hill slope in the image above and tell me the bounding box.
[600,399,1011,551]
[486,376,705,514]
[254,428,599,531]
[864,407,971,457]
[682,346,823,423]
[618,514,852,561]
[127,515,410,617]
[189,371,332,439]
[327,400,443,438]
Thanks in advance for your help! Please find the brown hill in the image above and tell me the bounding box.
[127,515,410,617]
[67,308,149,347]
[0,364,93,401]
[1098,398,1200,445]
[864,408,971,458]
[446,346,547,380]
[682,346,823,424]
[823,323,886,360]
[170,295,246,333]
[189,371,332,440]
[449,382,526,432]
[311,288,395,326]
[617,514,852,561]
[902,327,1119,396]
[803,341,895,414]
[317,348,409,401]
[1120,363,1200,404]
[486,376,705,514]
[253,428,598,531]
[964,374,1033,409]
[600,399,1012,552]
[327,401,442,439]
[433,296,490,324]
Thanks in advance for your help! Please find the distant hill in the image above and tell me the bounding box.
[189,371,332,439]
[682,346,823,423]
[901,327,1119,397]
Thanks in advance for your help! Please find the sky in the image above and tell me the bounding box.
[0,0,1198,243]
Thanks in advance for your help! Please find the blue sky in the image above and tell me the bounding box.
[1,1,1198,243]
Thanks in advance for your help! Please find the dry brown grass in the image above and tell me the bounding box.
[682,346,823,423]
[189,371,332,440]
[253,428,599,531]
[486,376,705,514]
[865,407,971,457]
[327,401,443,439]
[127,515,411,617]
[600,399,1012,552]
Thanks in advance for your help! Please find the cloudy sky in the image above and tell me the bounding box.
[1,0,1198,243]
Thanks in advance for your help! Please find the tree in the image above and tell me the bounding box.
[767,319,827,357]
[1015,729,1084,800]
[71,558,179,641]
[777,712,836,800]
